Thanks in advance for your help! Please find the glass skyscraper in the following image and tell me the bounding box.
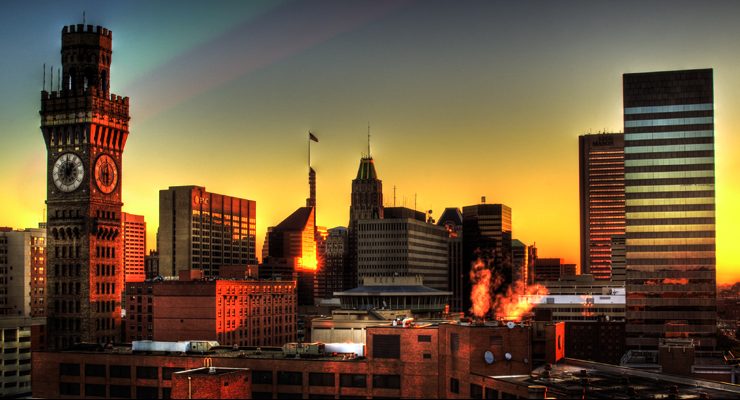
[623,69,717,350]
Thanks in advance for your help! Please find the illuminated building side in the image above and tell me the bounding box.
[623,69,717,350]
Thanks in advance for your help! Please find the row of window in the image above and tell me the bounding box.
[252,371,401,389]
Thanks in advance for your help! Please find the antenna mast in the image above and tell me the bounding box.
[367,122,371,158]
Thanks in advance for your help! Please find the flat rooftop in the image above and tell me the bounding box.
[491,358,740,399]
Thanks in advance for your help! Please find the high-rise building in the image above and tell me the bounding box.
[511,239,529,289]
[122,213,146,284]
[144,250,159,280]
[41,23,129,348]
[461,202,512,312]
[623,69,717,350]
[0,226,46,317]
[579,133,625,280]
[347,156,384,288]
[532,258,578,283]
[158,186,257,277]
[316,227,348,300]
[437,208,463,312]
[261,207,317,305]
[610,235,626,283]
[357,210,449,291]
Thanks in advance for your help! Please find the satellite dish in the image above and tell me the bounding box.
[505,352,513,361]
[484,351,495,364]
[506,321,516,329]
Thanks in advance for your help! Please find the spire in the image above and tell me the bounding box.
[367,122,371,158]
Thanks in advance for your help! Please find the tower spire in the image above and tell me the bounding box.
[367,122,371,158]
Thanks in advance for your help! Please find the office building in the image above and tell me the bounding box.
[437,208,464,312]
[316,227,347,300]
[610,235,626,283]
[125,275,296,346]
[333,275,451,316]
[511,239,530,290]
[579,133,625,280]
[158,186,257,277]
[0,226,46,317]
[532,258,577,283]
[623,69,717,350]
[0,317,45,397]
[122,212,146,283]
[348,155,384,288]
[262,206,317,305]
[461,202,513,312]
[357,210,449,291]
[144,250,159,280]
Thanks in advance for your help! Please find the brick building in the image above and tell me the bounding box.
[32,321,538,399]
[124,276,296,346]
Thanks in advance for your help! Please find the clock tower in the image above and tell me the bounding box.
[40,23,129,349]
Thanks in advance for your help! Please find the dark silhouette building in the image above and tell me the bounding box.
[347,156,384,289]
[579,133,625,281]
[461,202,512,313]
[41,23,129,349]
[316,226,348,300]
[623,69,717,350]
[438,208,463,312]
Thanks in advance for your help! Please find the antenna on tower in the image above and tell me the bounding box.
[367,122,371,158]
[414,193,417,211]
[50,66,54,93]
[42,64,46,91]
[83,11,86,25]
[58,68,61,91]
[393,185,397,207]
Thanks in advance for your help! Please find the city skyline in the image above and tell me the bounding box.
[2,1,740,283]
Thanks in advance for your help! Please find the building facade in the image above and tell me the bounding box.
[532,258,577,283]
[437,208,463,312]
[579,133,625,280]
[357,215,449,291]
[125,278,296,346]
[122,212,146,283]
[461,203,513,312]
[41,23,129,348]
[347,156,384,289]
[0,226,46,317]
[623,69,717,350]
[316,227,348,300]
[158,186,257,278]
[144,250,159,280]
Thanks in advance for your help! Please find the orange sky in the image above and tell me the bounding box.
[1,1,739,283]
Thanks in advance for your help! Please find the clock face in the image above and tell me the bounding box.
[52,153,84,193]
[94,154,118,194]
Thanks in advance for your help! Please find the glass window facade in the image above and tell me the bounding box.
[623,69,717,350]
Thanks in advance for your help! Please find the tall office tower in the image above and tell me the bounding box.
[511,239,529,289]
[579,133,625,280]
[438,208,463,312]
[262,207,317,305]
[347,156,384,288]
[461,202,512,313]
[532,258,578,283]
[158,186,257,277]
[623,69,716,350]
[122,213,146,283]
[610,235,626,283]
[0,226,46,317]
[144,250,159,280]
[41,23,129,348]
[357,209,449,291]
[527,244,538,285]
[316,226,347,299]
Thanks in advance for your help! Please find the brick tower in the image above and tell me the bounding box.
[40,23,129,349]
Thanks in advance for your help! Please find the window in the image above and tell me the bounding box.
[136,386,159,399]
[277,371,302,386]
[423,352,432,359]
[110,385,131,398]
[418,335,432,342]
[471,383,483,399]
[309,372,335,387]
[109,365,131,379]
[59,382,80,396]
[136,366,158,380]
[85,384,106,397]
[372,334,400,359]
[85,363,106,377]
[59,363,80,376]
[450,378,460,394]
[162,367,184,380]
[252,370,273,384]
[373,374,400,389]
[450,333,460,353]
[340,374,366,388]
[485,387,499,399]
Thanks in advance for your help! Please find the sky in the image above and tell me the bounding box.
[1,0,739,284]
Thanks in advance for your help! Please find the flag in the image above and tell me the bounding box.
[309,132,319,142]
